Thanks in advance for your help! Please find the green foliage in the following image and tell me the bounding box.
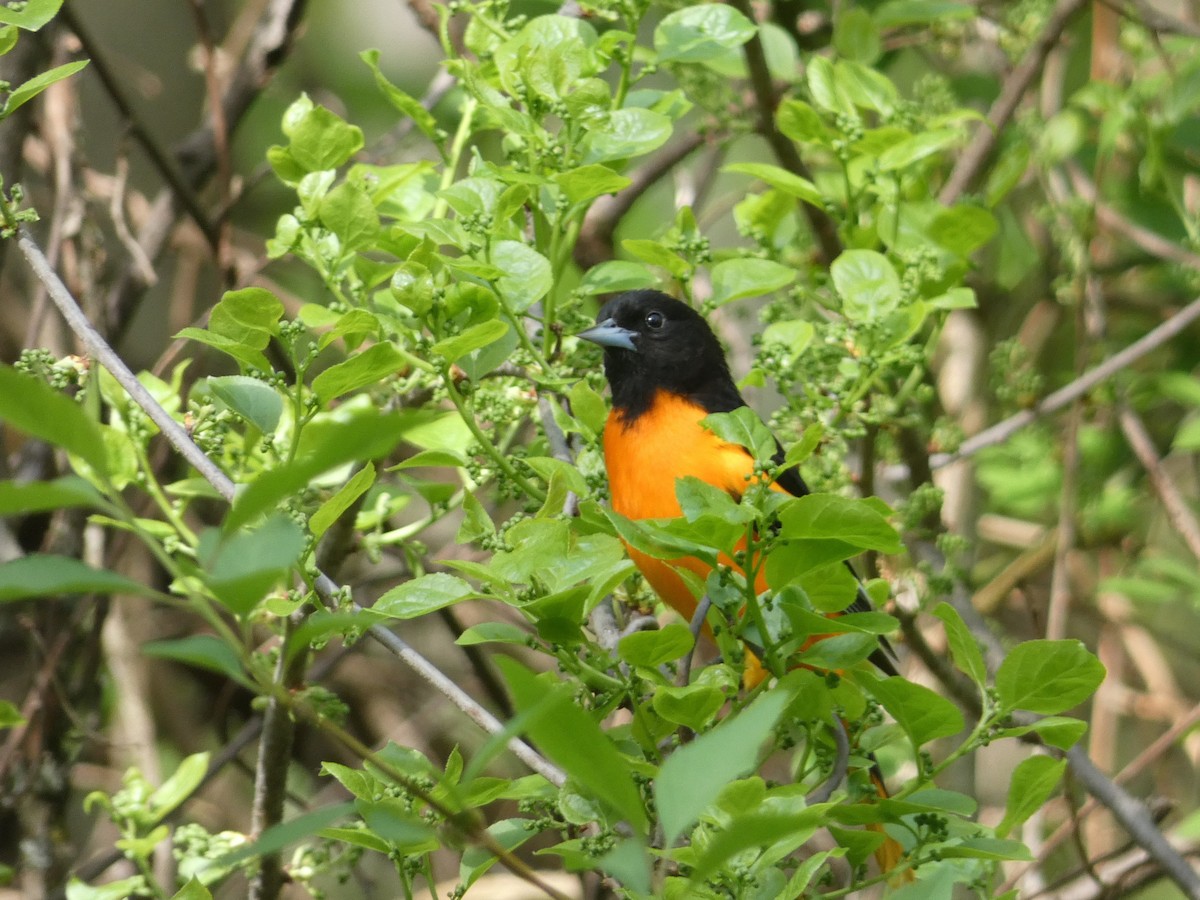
[17,0,1193,896]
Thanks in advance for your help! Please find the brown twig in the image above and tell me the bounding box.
[1117,403,1200,560]
[939,0,1090,205]
[932,291,1200,468]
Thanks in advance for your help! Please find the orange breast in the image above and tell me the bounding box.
[603,391,766,620]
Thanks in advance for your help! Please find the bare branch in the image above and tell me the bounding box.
[932,292,1200,468]
[939,0,1090,205]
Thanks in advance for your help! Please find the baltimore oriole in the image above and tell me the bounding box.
[579,288,905,872]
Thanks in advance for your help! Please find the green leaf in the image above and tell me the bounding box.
[0,477,104,515]
[863,674,964,747]
[833,7,880,63]
[874,1,974,27]
[578,260,657,295]
[701,407,776,463]
[806,56,852,116]
[3,59,87,118]
[200,517,306,616]
[228,411,415,531]
[207,376,283,433]
[360,49,439,143]
[778,494,901,553]
[171,878,213,900]
[66,876,149,900]
[310,462,375,539]
[830,249,903,321]
[654,5,757,64]
[460,818,536,891]
[498,658,648,831]
[140,635,248,685]
[431,320,509,363]
[926,205,998,257]
[995,639,1106,715]
[373,573,476,619]
[709,258,796,305]
[312,342,406,404]
[0,698,27,727]
[996,755,1066,838]
[492,240,553,312]
[877,128,960,170]
[554,164,632,204]
[175,327,269,371]
[723,161,823,206]
[287,104,364,172]
[618,622,694,667]
[150,753,210,823]
[776,100,830,145]
[621,239,690,278]
[581,108,672,163]
[688,809,826,885]
[652,683,725,730]
[655,687,792,844]
[210,287,284,343]
[0,0,63,30]
[932,602,987,686]
[0,555,152,602]
[938,837,1033,861]
[0,365,107,474]
[319,181,380,251]
[456,621,529,646]
[216,803,355,868]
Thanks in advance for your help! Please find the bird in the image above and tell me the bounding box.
[577,288,896,680]
[578,288,905,873]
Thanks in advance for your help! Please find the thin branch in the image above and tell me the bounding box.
[932,291,1200,468]
[939,0,1090,205]
[1117,403,1200,561]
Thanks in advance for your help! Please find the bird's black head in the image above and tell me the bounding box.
[577,290,740,422]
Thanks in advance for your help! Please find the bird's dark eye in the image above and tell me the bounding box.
[645,310,665,330]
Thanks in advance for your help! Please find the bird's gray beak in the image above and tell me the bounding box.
[577,317,637,352]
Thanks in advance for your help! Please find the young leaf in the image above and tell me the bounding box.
[654,5,757,64]
[862,674,965,748]
[206,376,283,434]
[554,164,632,204]
[995,639,1106,715]
[0,555,152,602]
[171,878,213,900]
[701,407,776,463]
[996,755,1066,838]
[777,494,901,553]
[497,658,648,832]
[141,635,249,685]
[373,573,477,619]
[0,477,105,515]
[492,240,553,312]
[0,0,66,30]
[723,161,824,206]
[932,602,987,686]
[655,687,792,844]
[618,622,694,668]
[312,342,406,404]
[0,365,107,474]
[360,49,440,143]
[580,108,672,163]
[149,753,210,823]
[200,517,306,616]
[709,258,796,305]
[3,60,88,118]
[309,462,376,539]
[830,249,903,321]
